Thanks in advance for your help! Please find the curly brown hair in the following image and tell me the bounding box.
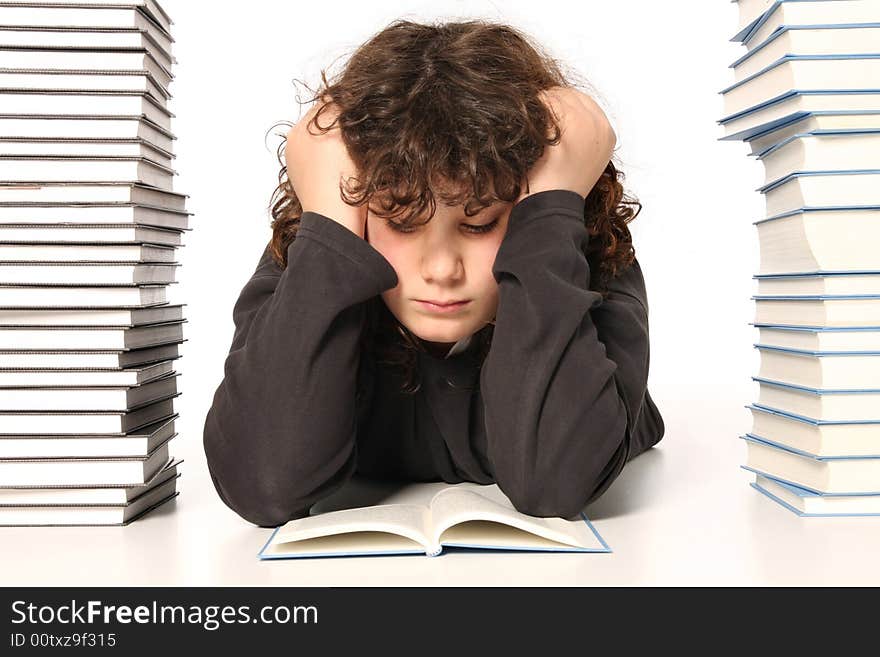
[268,18,640,394]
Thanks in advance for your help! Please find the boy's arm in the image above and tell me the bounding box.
[480,189,659,519]
[202,216,397,527]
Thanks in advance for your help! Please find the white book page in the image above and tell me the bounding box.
[268,503,433,555]
[428,483,599,550]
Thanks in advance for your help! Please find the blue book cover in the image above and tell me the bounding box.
[750,475,880,516]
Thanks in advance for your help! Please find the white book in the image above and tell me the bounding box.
[0,371,178,411]
[744,0,880,49]
[0,157,175,188]
[758,132,880,185]
[733,0,777,40]
[0,284,166,308]
[732,25,880,82]
[0,69,168,101]
[756,325,880,351]
[0,92,171,130]
[721,57,880,119]
[754,297,880,325]
[0,205,189,229]
[0,138,173,164]
[760,171,880,217]
[0,116,173,152]
[0,394,176,434]
[750,403,880,457]
[721,92,880,141]
[0,48,172,87]
[0,224,182,246]
[756,272,880,296]
[0,477,177,525]
[747,112,880,155]
[0,243,177,263]
[10,0,176,34]
[0,437,172,486]
[752,473,880,516]
[755,376,880,422]
[0,303,183,326]
[0,415,175,458]
[0,341,180,369]
[0,4,172,37]
[0,360,172,387]
[755,208,880,274]
[260,479,609,560]
[757,344,880,388]
[742,434,880,494]
[0,27,173,65]
[0,182,186,208]
[0,262,178,285]
[0,458,179,504]
[0,322,184,349]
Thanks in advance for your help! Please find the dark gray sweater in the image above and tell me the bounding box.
[203,189,665,527]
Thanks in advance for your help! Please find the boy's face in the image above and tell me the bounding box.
[366,192,513,354]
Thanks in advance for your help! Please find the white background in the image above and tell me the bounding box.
[5,1,879,587]
[163,0,761,467]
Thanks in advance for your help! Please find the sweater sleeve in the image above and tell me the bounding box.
[479,188,656,519]
[202,211,398,527]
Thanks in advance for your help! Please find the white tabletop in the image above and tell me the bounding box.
[2,382,879,586]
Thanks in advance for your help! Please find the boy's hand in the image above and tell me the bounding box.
[285,98,367,238]
[518,87,616,203]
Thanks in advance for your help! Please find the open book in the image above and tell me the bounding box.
[258,478,610,559]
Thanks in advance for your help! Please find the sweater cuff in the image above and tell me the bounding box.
[296,211,399,290]
[508,189,586,228]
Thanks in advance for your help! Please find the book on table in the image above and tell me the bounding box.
[0,224,184,246]
[749,403,880,458]
[0,371,179,412]
[755,208,880,275]
[0,360,174,388]
[741,433,880,494]
[0,435,174,487]
[0,341,182,369]
[746,112,880,156]
[0,284,167,308]
[0,262,179,286]
[743,0,880,50]
[753,376,880,422]
[0,182,187,208]
[0,205,189,228]
[0,458,180,505]
[0,116,174,152]
[0,415,176,459]
[0,475,178,526]
[0,396,178,435]
[755,344,880,389]
[0,138,174,165]
[0,243,178,263]
[259,477,610,560]
[753,296,880,326]
[754,272,880,296]
[753,324,880,351]
[732,24,880,83]
[751,473,880,516]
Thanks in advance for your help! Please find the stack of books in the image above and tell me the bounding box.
[721,0,880,516]
[0,0,187,526]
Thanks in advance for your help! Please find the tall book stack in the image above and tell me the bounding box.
[0,0,187,526]
[720,0,880,517]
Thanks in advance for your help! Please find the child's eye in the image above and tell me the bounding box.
[464,219,499,234]
[383,218,499,234]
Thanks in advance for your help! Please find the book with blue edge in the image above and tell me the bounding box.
[741,434,880,494]
[751,473,880,516]
[257,477,610,560]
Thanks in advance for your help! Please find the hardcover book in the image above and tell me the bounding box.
[259,478,610,560]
